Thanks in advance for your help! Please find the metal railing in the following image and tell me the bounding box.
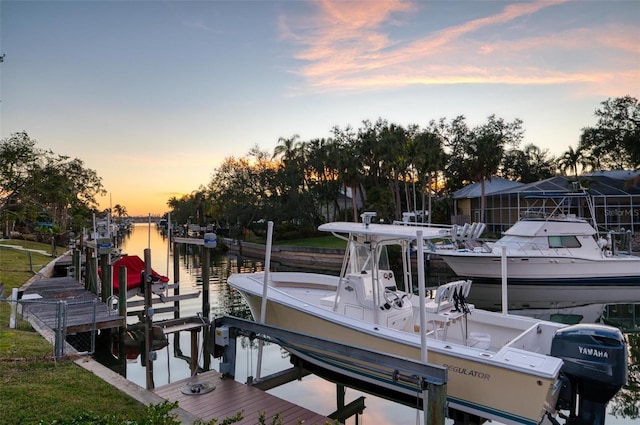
[2,295,99,359]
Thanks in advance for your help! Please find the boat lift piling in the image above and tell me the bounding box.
[212,315,448,425]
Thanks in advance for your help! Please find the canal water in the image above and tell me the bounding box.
[104,222,638,425]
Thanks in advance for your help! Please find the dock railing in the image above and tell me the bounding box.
[4,296,101,359]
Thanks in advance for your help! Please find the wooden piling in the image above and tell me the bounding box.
[201,245,211,370]
[144,248,154,390]
[118,265,127,374]
[100,253,111,301]
[202,246,210,319]
[173,240,180,321]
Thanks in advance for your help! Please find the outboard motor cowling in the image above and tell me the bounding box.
[551,324,627,425]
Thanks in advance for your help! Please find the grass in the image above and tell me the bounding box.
[0,242,150,424]
[274,235,347,249]
[0,238,56,255]
[0,239,336,424]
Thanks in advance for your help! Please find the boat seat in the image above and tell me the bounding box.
[423,280,471,313]
[420,280,473,342]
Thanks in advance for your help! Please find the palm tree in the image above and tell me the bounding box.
[466,134,503,223]
[273,135,301,165]
[413,129,446,223]
[557,146,592,179]
[113,204,127,218]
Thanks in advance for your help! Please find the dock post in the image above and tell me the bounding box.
[100,252,111,301]
[84,247,94,293]
[144,248,155,390]
[173,241,180,321]
[201,245,211,370]
[73,247,81,281]
[328,384,365,424]
[427,381,447,425]
[9,288,18,329]
[118,265,127,375]
[202,246,210,319]
[190,329,199,375]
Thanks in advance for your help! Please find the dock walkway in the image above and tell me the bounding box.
[21,276,124,334]
[153,370,333,425]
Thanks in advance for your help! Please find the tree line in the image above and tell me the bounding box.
[0,131,105,237]
[1,96,637,239]
[167,96,639,239]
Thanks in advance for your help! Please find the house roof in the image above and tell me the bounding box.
[454,171,640,199]
[453,177,524,199]
[493,172,640,198]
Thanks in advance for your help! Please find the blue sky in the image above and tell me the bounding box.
[1,0,639,216]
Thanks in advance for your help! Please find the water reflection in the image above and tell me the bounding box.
[99,223,639,425]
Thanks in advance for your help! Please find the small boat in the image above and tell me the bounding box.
[228,213,628,425]
[434,192,640,310]
[100,254,169,298]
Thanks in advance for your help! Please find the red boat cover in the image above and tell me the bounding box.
[101,255,169,293]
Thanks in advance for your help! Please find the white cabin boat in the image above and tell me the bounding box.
[228,213,627,425]
[435,193,640,310]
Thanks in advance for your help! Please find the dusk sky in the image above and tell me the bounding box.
[1,0,639,216]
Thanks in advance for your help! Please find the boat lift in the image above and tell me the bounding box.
[211,315,449,425]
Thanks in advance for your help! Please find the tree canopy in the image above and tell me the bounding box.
[166,97,636,238]
[0,132,105,235]
[579,96,639,170]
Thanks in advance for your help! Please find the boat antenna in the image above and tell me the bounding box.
[361,212,377,227]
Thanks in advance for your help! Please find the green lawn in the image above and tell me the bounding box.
[274,235,346,249]
[0,242,150,424]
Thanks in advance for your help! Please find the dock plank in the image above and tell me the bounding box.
[21,276,125,334]
[153,371,332,425]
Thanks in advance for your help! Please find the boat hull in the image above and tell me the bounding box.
[437,253,640,309]
[237,289,560,425]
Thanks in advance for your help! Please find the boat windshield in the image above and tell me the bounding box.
[348,241,391,274]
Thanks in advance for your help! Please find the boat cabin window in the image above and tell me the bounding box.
[548,235,581,249]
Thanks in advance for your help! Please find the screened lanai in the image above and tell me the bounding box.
[453,171,640,235]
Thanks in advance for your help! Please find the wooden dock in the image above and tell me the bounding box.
[153,371,333,425]
[21,276,124,334]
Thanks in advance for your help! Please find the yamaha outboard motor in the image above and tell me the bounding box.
[551,324,627,425]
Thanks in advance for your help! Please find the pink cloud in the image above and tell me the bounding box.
[280,0,638,96]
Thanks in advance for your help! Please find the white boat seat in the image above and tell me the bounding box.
[420,280,473,342]
[423,280,471,313]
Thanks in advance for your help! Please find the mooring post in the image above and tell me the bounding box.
[190,329,199,375]
[84,247,93,293]
[100,252,111,301]
[427,381,447,425]
[202,246,210,319]
[118,265,127,374]
[73,247,81,281]
[173,240,180,321]
[201,245,211,370]
[144,248,155,390]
